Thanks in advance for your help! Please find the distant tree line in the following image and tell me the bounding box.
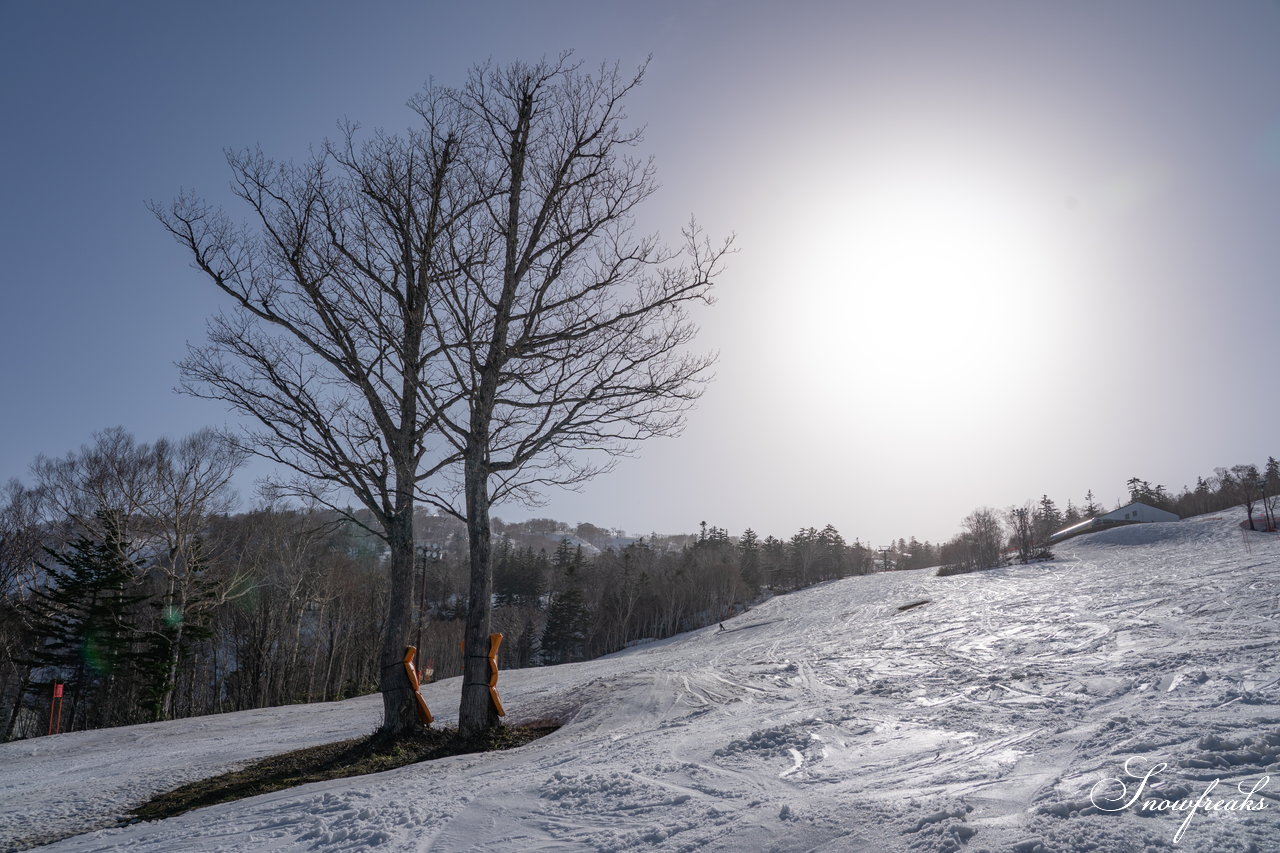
[936,457,1280,575]
[6,425,1274,739]
[0,429,391,739]
[1,430,888,740]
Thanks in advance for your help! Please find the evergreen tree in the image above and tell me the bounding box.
[761,536,786,588]
[1263,458,1280,530]
[23,511,149,730]
[848,538,872,574]
[1126,478,1170,509]
[541,585,587,665]
[916,540,937,570]
[904,537,925,570]
[738,528,761,591]
[492,537,516,606]
[819,525,847,579]
[1126,477,1151,504]
[1034,495,1061,544]
[513,614,539,668]
[1193,477,1211,515]
[494,540,543,608]
[786,528,817,587]
[541,540,588,664]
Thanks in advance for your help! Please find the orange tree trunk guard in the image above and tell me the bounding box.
[402,646,434,725]
[487,633,506,717]
[459,633,506,718]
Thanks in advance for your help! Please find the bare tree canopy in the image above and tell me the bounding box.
[404,56,729,735]
[153,54,730,737]
[414,57,727,511]
[152,90,476,733]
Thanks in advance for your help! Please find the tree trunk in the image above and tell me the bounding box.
[379,509,419,736]
[285,598,304,703]
[4,671,30,740]
[305,603,324,703]
[323,623,338,702]
[154,558,184,722]
[156,588,186,721]
[458,453,499,737]
[211,639,222,714]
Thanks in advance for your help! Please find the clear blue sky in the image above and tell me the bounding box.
[3,1,1279,545]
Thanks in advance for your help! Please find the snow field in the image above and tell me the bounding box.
[2,509,1277,852]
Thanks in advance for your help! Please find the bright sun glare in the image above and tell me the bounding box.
[779,154,1068,418]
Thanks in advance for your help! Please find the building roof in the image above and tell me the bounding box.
[1100,501,1180,522]
[1048,501,1180,544]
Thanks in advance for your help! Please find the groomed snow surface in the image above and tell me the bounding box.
[3,509,1278,852]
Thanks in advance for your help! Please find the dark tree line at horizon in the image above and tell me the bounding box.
[4,425,1275,739]
[0,429,888,741]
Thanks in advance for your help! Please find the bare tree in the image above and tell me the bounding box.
[409,57,730,735]
[963,507,1005,571]
[0,479,44,599]
[32,427,157,543]
[30,428,245,720]
[140,431,246,719]
[1,480,46,740]
[154,56,726,737]
[1229,464,1263,531]
[1006,503,1035,564]
[151,105,477,733]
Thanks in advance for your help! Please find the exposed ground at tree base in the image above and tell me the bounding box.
[128,724,558,823]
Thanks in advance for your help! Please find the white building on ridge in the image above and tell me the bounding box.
[1048,501,1180,544]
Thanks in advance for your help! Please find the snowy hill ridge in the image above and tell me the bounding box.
[3,510,1278,852]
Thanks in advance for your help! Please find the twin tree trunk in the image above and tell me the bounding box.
[378,457,498,738]
[379,468,502,738]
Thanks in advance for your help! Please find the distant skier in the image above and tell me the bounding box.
[717,622,726,633]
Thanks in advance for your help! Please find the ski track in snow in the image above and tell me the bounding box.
[2,510,1278,852]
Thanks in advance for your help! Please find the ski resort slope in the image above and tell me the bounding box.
[3,509,1278,852]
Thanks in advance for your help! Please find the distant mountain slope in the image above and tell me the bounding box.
[3,510,1277,852]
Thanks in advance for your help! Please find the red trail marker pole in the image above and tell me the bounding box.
[47,683,64,735]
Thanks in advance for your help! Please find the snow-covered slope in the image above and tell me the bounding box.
[3,510,1278,852]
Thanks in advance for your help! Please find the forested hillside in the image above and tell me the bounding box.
[1,430,887,740]
[4,426,1276,741]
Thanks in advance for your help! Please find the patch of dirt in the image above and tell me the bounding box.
[129,722,559,822]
